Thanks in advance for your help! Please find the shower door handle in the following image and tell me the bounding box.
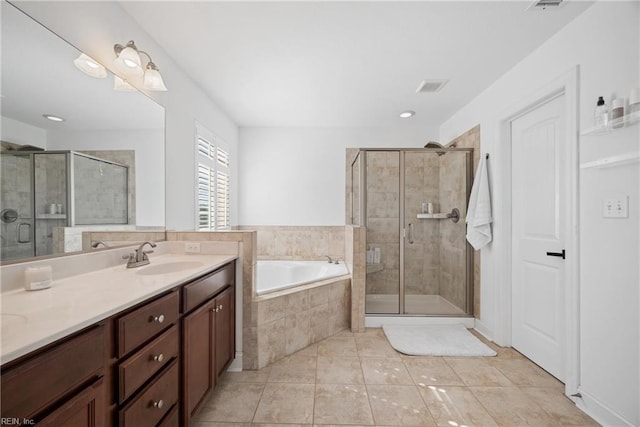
[407,223,414,244]
[17,222,31,243]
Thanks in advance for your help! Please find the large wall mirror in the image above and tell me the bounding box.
[0,1,165,263]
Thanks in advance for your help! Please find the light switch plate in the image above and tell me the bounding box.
[185,242,201,253]
[603,195,628,218]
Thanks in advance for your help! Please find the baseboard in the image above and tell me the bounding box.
[472,318,493,341]
[365,316,475,328]
[576,389,635,427]
[227,352,243,372]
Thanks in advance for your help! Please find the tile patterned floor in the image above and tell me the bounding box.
[193,328,599,427]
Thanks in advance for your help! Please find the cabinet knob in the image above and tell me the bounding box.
[152,353,164,363]
[219,304,223,311]
[152,399,164,409]
[150,314,165,324]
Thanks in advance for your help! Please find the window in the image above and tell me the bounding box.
[196,127,230,230]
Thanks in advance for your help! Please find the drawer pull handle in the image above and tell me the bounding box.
[152,353,164,363]
[150,314,165,324]
[152,399,164,409]
[219,304,223,311]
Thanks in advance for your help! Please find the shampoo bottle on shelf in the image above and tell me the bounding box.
[594,96,609,129]
[374,247,381,264]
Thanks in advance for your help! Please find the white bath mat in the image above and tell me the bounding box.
[382,324,497,357]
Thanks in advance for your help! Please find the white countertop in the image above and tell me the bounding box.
[0,253,237,365]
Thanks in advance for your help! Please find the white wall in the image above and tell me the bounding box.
[13,1,239,231]
[238,125,438,225]
[47,129,165,227]
[440,2,639,425]
[0,116,47,148]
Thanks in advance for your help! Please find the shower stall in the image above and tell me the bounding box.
[0,151,129,261]
[349,148,474,316]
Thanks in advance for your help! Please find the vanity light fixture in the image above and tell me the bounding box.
[113,40,167,91]
[43,114,65,122]
[399,110,415,118]
[113,75,138,92]
[73,53,107,78]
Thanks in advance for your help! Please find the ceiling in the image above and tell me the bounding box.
[120,1,593,128]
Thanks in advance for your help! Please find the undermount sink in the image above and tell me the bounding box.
[136,261,205,276]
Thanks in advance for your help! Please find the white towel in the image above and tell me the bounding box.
[466,154,493,250]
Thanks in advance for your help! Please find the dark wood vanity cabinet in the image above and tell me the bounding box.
[181,262,236,426]
[0,259,236,427]
[0,324,107,426]
[114,290,180,427]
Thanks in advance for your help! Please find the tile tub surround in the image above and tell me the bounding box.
[254,277,351,369]
[236,225,346,261]
[194,328,598,426]
[0,243,238,364]
[167,230,258,369]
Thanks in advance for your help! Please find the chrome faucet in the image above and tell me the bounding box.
[123,241,157,268]
[325,256,341,264]
[91,241,108,249]
[325,255,334,263]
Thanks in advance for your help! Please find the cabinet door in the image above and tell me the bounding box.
[38,378,105,427]
[182,300,215,424]
[215,286,235,377]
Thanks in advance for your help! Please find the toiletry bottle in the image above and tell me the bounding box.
[374,247,381,264]
[594,96,609,129]
[611,98,625,127]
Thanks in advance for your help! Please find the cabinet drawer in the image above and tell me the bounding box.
[117,291,179,358]
[38,378,105,427]
[118,326,179,403]
[183,262,234,313]
[1,325,104,420]
[120,360,179,427]
[157,404,179,427]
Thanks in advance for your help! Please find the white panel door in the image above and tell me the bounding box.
[511,95,566,381]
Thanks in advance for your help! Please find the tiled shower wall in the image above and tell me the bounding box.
[446,125,481,317]
[437,151,468,310]
[0,154,33,260]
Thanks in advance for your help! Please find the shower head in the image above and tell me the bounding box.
[424,141,447,156]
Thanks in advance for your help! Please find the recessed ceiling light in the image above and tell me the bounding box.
[43,114,65,122]
[399,110,415,119]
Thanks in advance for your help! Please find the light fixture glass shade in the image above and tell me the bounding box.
[114,46,143,77]
[74,53,107,78]
[113,75,137,92]
[143,68,168,91]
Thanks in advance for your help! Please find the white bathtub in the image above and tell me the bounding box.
[256,260,350,295]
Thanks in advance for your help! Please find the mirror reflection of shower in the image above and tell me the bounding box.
[0,150,130,261]
[350,147,473,317]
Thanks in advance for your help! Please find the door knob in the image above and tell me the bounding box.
[546,249,566,259]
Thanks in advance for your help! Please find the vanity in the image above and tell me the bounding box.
[0,245,237,426]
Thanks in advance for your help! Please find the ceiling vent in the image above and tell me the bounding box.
[416,79,448,94]
[527,0,564,11]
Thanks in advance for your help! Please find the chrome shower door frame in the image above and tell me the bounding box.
[359,147,475,317]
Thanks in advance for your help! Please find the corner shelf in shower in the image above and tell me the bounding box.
[366,263,384,275]
[36,214,67,220]
[416,213,450,219]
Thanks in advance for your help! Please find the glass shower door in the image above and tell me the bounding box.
[364,151,401,314]
[0,153,35,260]
[403,150,472,315]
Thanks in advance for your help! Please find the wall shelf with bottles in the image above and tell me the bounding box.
[581,110,640,136]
